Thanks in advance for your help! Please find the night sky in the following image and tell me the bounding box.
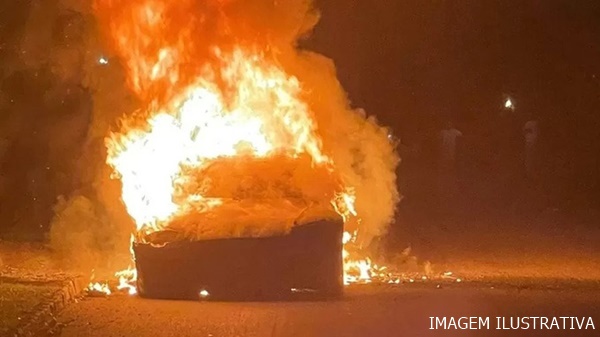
[312,1,600,127]
[309,0,600,206]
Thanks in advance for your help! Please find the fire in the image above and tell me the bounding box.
[88,282,112,295]
[87,0,402,294]
[106,48,335,236]
[115,266,138,295]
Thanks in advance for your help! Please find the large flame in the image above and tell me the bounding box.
[106,47,340,235]
[87,0,401,293]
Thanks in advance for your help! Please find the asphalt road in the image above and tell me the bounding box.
[56,282,599,337]
[52,212,600,337]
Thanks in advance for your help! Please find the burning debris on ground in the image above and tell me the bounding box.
[85,266,464,298]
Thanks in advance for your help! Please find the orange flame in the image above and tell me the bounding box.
[88,282,112,295]
[115,266,138,295]
[93,0,396,292]
[106,48,336,235]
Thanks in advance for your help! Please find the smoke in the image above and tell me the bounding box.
[44,0,135,271]
[288,51,401,245]
[49,0,399,264]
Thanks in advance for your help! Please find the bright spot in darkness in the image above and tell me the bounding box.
[198,289,210,298]
[504,97,514,110]
[98,56,109,65]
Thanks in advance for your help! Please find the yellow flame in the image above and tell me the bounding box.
[115,266,138,295]
[95,0,391,291]
[88,282,111,295]
[107,48,334,235]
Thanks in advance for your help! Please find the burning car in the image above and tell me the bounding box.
[89,0,400,299]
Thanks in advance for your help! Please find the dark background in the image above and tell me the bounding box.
[310,0,600,220]
[1,0,599,240]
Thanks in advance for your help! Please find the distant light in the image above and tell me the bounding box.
[98,56,109,65]
[198,289,210,299]
[504,97,515,110]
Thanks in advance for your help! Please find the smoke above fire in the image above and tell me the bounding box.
[50,0,399,267]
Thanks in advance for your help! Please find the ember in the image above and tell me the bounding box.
[89,0,401,296]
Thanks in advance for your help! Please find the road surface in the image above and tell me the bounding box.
[52,210,600,337]
[56,282,599,337]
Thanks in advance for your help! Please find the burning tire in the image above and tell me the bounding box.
[133,219,343,301]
